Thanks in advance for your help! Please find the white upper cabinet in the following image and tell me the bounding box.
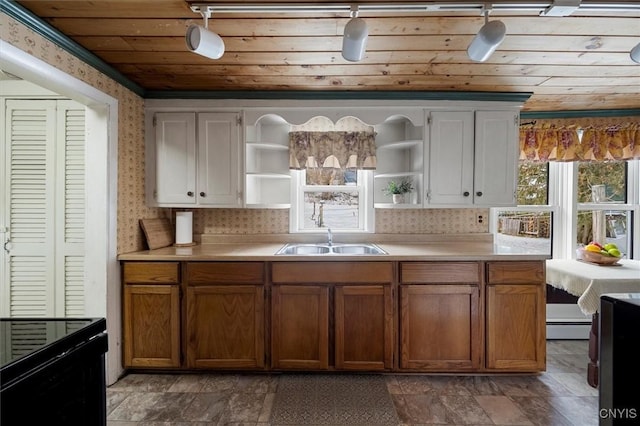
[473,111,519,207]
[198,112,242,207]
[147,101,521,210]
[426,111,475,206]
[154,112,242,207]
[426,109,518,208]
[155,112,197,205]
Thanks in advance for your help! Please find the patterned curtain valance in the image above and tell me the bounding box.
[289,131,377,170]
[519,122,640,162]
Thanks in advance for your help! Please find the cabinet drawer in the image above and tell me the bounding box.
[187,262,264,285]
[400,262,480,284]
[123,262,180,284]
[486,261,545,284]
[272,262,393,284]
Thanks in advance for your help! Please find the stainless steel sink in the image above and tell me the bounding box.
[275,243,387,255]
[276,244,332,255]
[330,244,386,254]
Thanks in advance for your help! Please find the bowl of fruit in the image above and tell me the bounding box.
[579,242,623,265]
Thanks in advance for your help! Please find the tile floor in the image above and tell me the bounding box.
[106,340,598,426]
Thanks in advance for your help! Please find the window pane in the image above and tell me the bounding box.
[577,210,631,256]
[517,162,548,205]
[577,161,627,203]
[305,168,357,186]
[495,211,551,255]
[303,191,359,230]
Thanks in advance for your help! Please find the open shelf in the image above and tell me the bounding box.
[245,113,291,207]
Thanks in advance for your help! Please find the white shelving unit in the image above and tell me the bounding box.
[244,113,291,208]
[374,116,424,208]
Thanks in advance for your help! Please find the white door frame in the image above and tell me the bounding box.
[1,41,121,385]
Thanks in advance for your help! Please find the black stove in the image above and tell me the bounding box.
[0,318,108,426]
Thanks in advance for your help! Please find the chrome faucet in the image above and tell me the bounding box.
[327,228,333,246]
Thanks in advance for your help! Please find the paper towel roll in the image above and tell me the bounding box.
[175,211,193,245]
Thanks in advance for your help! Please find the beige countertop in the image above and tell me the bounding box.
[117,234,549,262]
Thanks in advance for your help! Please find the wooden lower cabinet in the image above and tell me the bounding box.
[399,262,482,371]
[485,261,546,371]
[271,285,329,370]
[185,262,265,369]
[335,285,394,370]
[400,284,481,370]
[121,259,546,374]
[271,262,394,371]
[123,262,181,368]
[186,285,264,368]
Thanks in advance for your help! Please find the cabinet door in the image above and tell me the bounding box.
[486,284,546,371]
[155,112,197,204]
[427,111,475,206]
[473,111,518,206]
[271,285,329,370]
[186,285,264,369]
[400,284,481,370]
[123,284,181,368]
[335,285,393,371]
[197,112,242,206]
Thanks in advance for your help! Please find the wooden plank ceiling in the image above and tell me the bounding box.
[14,0,640,111]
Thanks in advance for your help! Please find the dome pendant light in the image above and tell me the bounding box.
[342,6,368,62]
[186,10,225,60]
[467,9,506,62]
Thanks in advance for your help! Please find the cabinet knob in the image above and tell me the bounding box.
[200,192,206,197]
[187,191,194,197]
[463,191,470,197]
[476,191,483,197]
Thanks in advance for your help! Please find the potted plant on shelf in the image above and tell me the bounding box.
[384,178,413,204]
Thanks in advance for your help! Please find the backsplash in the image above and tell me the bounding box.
[181,208,490,235]
[375,208,489,233]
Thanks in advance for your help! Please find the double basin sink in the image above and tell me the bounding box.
[276,243,387,255]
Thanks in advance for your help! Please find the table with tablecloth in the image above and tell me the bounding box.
[546,258,640,387]
[546,259,640,315]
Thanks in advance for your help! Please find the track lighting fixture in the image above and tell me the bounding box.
[185,3,640,64]
[631,42,640,64]
[342,6,368,62]
[186,10,225,60]
[467,9,506,62]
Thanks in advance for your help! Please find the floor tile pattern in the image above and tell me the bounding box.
[107,340,598,426]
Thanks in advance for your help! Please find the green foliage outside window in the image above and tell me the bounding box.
[577,161,626,203]
[517,162,548,205]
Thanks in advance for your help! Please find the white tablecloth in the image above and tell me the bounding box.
[546,259,640,315]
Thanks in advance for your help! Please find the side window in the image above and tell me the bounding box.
[576,161,630,257]
[493,162,552,255]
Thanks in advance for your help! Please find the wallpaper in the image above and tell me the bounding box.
[1,13,155,253]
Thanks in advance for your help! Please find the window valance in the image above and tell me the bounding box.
[289,131,377,170]
[519,122,640,162]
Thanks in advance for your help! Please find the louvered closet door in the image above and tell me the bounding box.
[55,102,86,316]
[2,100,86,317]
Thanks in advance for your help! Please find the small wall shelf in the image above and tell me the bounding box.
[244,113,291,208]
[374,116,424,208]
